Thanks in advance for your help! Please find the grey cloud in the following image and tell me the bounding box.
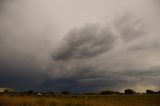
[0,69,45,91]
[0,0,7,8]
[49,12,160,92]
[0,47,48,91]
[41,78,127,93]
[129,37,160,51]
[42,65,152,92]
[114,13,146,42]
[0,0,159,93]
[53,24,116,60]
[0,0,54,91]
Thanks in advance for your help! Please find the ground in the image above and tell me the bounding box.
[0,95,159,106]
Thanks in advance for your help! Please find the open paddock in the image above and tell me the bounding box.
[0,94,159,106]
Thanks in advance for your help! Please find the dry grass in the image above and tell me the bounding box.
[0,95,159,106]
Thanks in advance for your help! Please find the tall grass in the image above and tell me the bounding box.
[0,95,159,106]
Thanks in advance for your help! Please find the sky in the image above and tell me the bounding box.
[0,0,160,93]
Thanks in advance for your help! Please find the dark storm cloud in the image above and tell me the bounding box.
[0,0,54,91]
[42,66,152,92]
[0,48,48,90]
[0,0,11,12]
[0,69,44,91]
[42,66,160,92]
[49,12,160,92]
[53,24,116,60]
[0,0,160,93]
[41,69,129,93]
[41,78,124,93]
[0,0,7,6]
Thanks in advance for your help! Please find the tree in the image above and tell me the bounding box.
[146,90,155,94]
[3,89,9,93]
[100,90,118,95]
[124,89,136,94]
[27,90,34,94]
[48,91,55,94]
[84,92,97,95]
[61,91,70,95]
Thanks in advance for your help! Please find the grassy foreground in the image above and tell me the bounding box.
[0,95,159,106]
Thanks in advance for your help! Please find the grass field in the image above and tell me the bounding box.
[0,95,159,106]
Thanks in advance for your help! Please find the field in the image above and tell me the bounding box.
[0,95,159,106]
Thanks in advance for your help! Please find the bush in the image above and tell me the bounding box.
[84,92,97,95]
[146,90,155,94]
[124,89,136,94]
[100,90,117,95]
[61,91,70,95]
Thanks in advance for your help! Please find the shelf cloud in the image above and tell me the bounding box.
[0,0,160,92]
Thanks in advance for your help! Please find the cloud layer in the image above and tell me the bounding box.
[53,23,116,60]
[50,13,160,92]
[0,0,160,92]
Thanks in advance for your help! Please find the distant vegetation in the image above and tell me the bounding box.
[146,90,160,94]
[61,91,70,95]
[99,90,120,95]
[1,88,160,95]
[0,88,160,106]
[124,89,136,94]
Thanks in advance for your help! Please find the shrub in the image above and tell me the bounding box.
[146,90,155,94]
[124,89,136,94]
[61,91,70,95]
[100,90,117,95]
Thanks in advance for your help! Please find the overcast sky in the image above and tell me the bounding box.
[0,0,160,93]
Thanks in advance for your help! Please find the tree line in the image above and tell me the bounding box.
[1,89,160,95]
[97,89,160,95]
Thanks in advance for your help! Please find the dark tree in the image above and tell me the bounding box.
[3,89,9,93]
[48,91,55,94]
[146,90,155,94]
[27,90,34,94]
[61,91,70,95]
[84,92,97,95]
[100,90,118,95]
[124,89,136,94]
